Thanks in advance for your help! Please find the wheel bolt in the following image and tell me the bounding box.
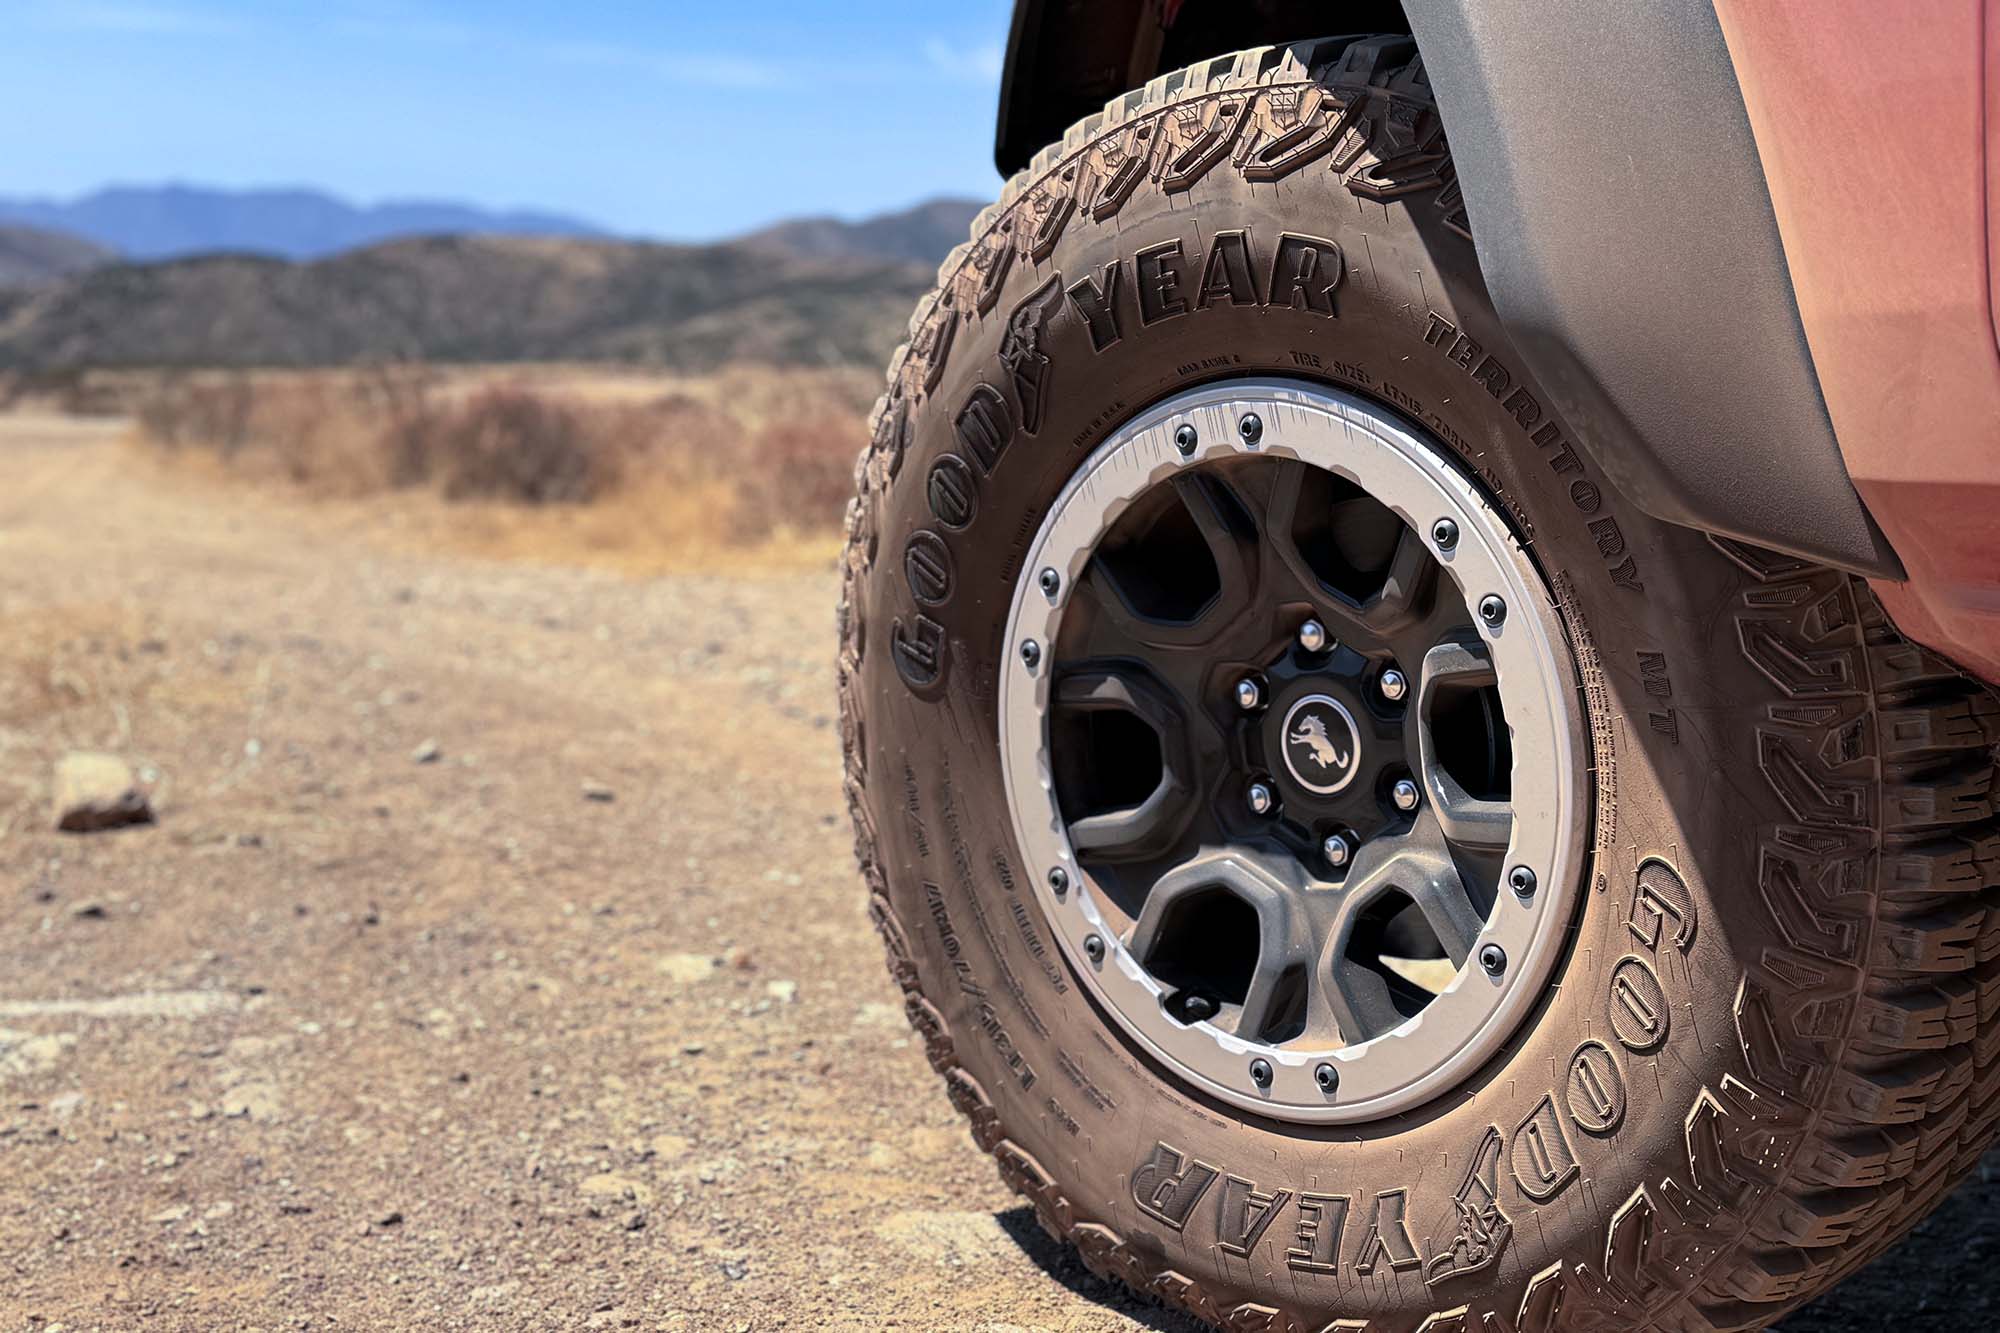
[1249,1057,1274,1088]
[1297,619,1328,653]
[1020,639,1041,669]
[1322,832,1351,868]
[1314,1062,1339,1093]
[1238,413,1263,446]
[1246,781,1276,816]
[1392,778,1420,811]
[1379,668,1407,703]
[1508,865,1536,897]
[1174,423,1198,455]
[1084,934,1105,964]
[1038,567,1061,597]
[1479,943,1507,976]
[1048,866,1069,898]
[1234,676,1263,711]
[1432,518,1459,550]
[1479,594,1507,626]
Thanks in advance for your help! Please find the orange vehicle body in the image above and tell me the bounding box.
[1719,0,2000,682]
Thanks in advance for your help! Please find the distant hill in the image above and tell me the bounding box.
[0,234,932,372]
[0,186,987,268]
[0,185,608,261]
[742,197,983,266]
[0,224,114,288]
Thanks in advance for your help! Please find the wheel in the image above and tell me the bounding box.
[838,36,2000,1331]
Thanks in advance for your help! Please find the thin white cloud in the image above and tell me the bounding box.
[923,38,1004,85]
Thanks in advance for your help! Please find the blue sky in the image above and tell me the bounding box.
[4,0,1012,238]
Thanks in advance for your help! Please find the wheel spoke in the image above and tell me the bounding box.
[1260,457,1311,544]
[1322,819,1485,1043]
[1338,821,1484,964]
[1414,639,1513,850]
[1355,525,1436,636]
[1260,459,1437,643]
[1078,472,1253,651]
[1126,849,1316,1042]
[1170,472,1254,601]
[1324,959,1413,1046]
[1054,665,1197,862]
[1418,637,1497,691]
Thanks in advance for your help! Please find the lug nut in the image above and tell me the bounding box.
[1048,866,1069,898]
[1020,639,1041,668]
[1432,518,1459,550]
[1038,567,1061,597]
[1478,595,1507,626]
[1084,934,1105,964]
[1246,781,1276,816]
[1392,778,1420,812]
[1479,943,1507,976]
[1322,832,1351,868]
[1238,413,1263,446]
[1314,1062,1339,1093]
[1249,1058,1274,1088]
[1297,619,1328,653]
[1508,865,1536,897]
[1379,668,1408,702]
[1234,677,1263,711]
[1174,423,1198,455]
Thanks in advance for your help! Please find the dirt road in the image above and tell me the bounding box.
[1,415,1992,1330]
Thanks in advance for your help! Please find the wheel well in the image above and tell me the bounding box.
[995,0,1412,174]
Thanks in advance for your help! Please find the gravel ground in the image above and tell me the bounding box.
[1,414,1993,1330]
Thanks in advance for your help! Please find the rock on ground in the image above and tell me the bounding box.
[51,751,152,832]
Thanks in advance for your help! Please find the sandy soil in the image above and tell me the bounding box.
[0,414,1991,1330]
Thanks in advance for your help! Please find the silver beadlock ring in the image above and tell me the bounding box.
[998,379,1587,1124]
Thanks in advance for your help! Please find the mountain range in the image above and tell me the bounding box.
[0,192,985,373]
[0,235,935,372]
[0,185,608,262]
[0,225,115,289]
[740,197,988,266]
[0,184,987,266]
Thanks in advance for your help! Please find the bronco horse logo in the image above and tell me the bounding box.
[1288,713,1350,771]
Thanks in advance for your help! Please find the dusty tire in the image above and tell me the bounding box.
[838,36,2000,1332]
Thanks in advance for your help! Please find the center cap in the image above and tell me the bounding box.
[1279,693,1363,795]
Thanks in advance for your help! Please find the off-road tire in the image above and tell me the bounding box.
[838,36,2000,1331]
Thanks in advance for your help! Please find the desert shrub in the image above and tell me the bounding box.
[136,373,256,453]
[420,386,630,504]
[58,374,130,417]
[132,364,874,544]
[730,416,868,540]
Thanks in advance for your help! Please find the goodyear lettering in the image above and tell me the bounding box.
[1130,1142,1220,1231]
[1215,1175,1293,1257]
[1135,239,1190,324]
[1285,1192,1351,1274]
[1196,229,1259,308]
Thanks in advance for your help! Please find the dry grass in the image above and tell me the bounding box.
[122,365,874,568]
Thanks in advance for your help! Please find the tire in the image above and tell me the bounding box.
[838,36,2000,1332]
